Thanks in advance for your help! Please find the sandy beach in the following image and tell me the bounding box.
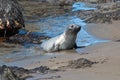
[85,21,120,40]
[25,42,120,80]
[21,20,120,80]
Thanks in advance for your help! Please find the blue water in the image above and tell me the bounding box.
[72,2,97,11]
[34,2,105,47]
[35,15,105,47]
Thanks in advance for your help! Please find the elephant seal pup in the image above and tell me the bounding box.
[41,24,81,52]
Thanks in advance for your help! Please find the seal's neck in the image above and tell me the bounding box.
[63,32,77,41]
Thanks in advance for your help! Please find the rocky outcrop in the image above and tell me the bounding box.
[7,29,50,45]
[83,2,120,23]
[85,9,120,23]
[0,65,50,80]
[0,0,25,37]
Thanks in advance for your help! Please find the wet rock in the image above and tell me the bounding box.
[99,3,116,10]
[0,65,50,80]
[6,29,50,45]
[19,0,75,5]
[29,66,50,73]
[0,65,23,80]
[84,2,120,23]
[68,58,97,69]
[71,2,120,23]
[0,0,25,37]
[46,0,75,6]
[86,8,120,23]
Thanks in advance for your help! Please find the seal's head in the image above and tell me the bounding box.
[65,24,81,35]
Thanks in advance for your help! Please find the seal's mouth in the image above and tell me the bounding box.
[74,25,81,32]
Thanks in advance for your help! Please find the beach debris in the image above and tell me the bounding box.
[68,58,97,69]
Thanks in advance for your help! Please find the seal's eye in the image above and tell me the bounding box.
[69,24,75,29]
[71,25,74,28]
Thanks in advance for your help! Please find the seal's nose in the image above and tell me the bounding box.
[75,25,81,32]
[68,24,81,32]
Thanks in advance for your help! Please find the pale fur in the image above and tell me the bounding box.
[41,24,80,52]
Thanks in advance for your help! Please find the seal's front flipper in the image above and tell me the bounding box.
[77,46,85,48]
[74,44,85,49]
[74,43,78,49]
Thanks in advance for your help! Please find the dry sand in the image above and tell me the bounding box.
[84,21,120,40]
[24,20,120,80]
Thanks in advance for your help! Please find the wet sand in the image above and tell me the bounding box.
[23,20,120,80]
[25,41,120,80]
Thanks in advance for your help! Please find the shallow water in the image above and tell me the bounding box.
[0,2,106,67]
[34,15,100,46]
[72,2,97,11]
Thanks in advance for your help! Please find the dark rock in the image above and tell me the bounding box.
[6,29,50,45]
[0,65,50,80]
[71,2,120,23]
[29,66,50,73]
[46,0,75,6]
[68,58,97,69]
[19,0,75,5]
[83,9,120,23]
[0,0,25,37]
[0,65,24,80]
[83,3,120,23]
